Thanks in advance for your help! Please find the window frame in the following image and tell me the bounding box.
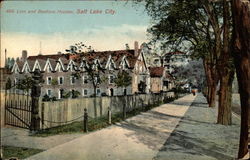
[58,76,64,85]
[47,89,52,97]
[47,76,52,85]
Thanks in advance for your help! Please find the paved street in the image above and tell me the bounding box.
[24,93,240,160]
[2,127,82,150]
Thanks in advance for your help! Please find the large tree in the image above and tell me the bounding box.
[232,0,250,158]
[140,0,234,125]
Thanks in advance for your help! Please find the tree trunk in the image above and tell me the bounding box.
[232,0,250,158]
[203,58,218,108]
[217,0,234,125]
[217,69,234,125]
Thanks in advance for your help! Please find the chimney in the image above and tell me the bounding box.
[21,50,27,62]
[134,41,139,57]
[57,51,62,55]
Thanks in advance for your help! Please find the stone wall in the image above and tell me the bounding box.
[40,92,175,129]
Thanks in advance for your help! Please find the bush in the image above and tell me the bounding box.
[42,94,50,102]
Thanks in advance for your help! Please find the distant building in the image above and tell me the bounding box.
[161,51,189,73]
[149,67,174,93]
[8,42,151,99]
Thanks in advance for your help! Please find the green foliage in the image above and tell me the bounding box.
[72,90,80,98]
[140,0,222,59]
[16,76,34,92]
[114,71,132,87]
[62,90,81,99]
[3,146,43,159]
[51,78,58,86]
[42,94,50,101]
[42,94,57,102]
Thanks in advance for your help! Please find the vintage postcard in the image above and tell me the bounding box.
[0,0,249,160]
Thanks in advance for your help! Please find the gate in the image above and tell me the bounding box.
[4,89,32,129]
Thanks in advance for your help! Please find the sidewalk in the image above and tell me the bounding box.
[154,94,240,160]
[26,94,196,160]
[25,93,240,160]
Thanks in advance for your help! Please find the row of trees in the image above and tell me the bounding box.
[138,0,249,158]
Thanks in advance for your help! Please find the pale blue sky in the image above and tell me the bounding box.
[1,1,150,34]
[1,1,151,66]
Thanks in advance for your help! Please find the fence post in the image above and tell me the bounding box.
[108,107,112,125]
[83,108,88,132]
[30,69,43,132]
[123,99,126,120]
[41,103,44,130]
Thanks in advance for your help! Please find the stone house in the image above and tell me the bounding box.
[8,42,151,99]
[149,67,175,93]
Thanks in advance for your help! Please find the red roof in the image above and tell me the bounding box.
[27,54,68,60]
[149,67,165,77]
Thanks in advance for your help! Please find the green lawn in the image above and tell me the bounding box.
[3,146,43,159]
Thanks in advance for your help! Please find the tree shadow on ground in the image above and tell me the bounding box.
[153,95,238,160]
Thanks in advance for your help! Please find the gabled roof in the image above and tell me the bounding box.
[149,67,165,77]
[13,48,145,73]
[27,54,68,60]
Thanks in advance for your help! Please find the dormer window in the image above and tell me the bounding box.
[14,67,19,73]
[109,61,115,70]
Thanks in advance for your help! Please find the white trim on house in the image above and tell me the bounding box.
[83,75,88,84]
[70,76,76,85]
[58,76,64,85]
[119,56,130,70]
[55,58,65,72]
[105,55,112,69]
[82,89,88,96]
[43,59,53,72]
[11,61,20,73]
[21,61,31,73]
[47,89,52,97]
[139,50,148,70]
[47,76,52,85]
[105,56,116,70]
[79,59,88,71]
[67,59,76,71]
[109,75,115,84]
[32,59,42,72]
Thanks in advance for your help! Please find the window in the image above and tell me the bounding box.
[58,89,64,99]
[83,75,88,84]
[70,76,76,85]
[58,77,64,85]
[83,89,88,96]
[14,78,17,85]
[94,76,100,84]
[47,77,52,85]
[47,89,52,97]
[96,88,101,96]
[109,75,114,84]
[109,62,115,70]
